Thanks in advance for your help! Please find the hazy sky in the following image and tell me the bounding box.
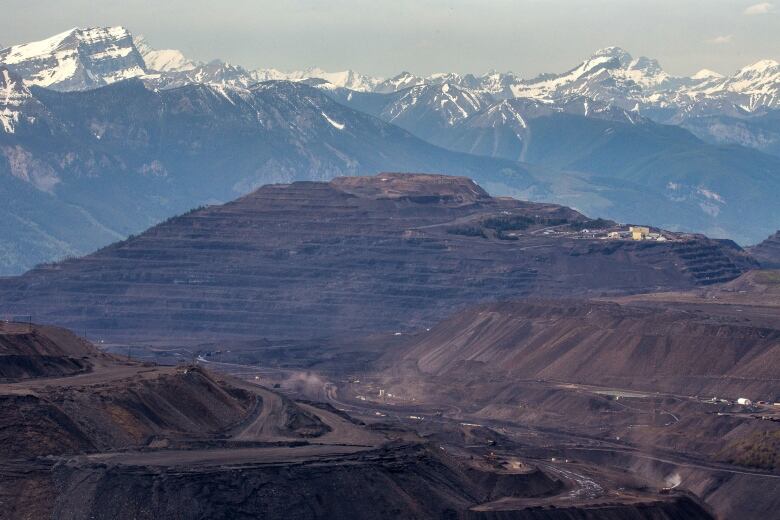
[2,0,778,77]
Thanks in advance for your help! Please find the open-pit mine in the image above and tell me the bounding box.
[1,174,777,519]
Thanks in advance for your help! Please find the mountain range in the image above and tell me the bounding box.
[0,65,544,275]
[1,26,779,274]
[5,29,778,117]
[1,26,780,520]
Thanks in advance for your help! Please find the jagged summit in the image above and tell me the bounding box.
[2,26,778,114]
[588,46,633,66]
[0,26,147,91]
[132,35,195,72]
[629,55,663,71]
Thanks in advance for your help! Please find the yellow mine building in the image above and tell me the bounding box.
[630,226,650,240]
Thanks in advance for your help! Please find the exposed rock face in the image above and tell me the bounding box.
[0,27,147,91]
[0,174,753,345]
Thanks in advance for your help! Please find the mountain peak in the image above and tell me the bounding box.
[691,68,724,80]
[133,35,195,72]
[737,59,780,75]
[0,26,146,91]
[390,71,419,81]
[628,56,663,74]
[589,46,633,66]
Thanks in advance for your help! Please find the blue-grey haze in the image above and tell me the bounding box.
[1,0,778,77]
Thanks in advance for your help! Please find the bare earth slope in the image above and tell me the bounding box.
[0,322,711,519]
[0,173,753,346]
[337,272,779,518]
[389,299,780,397]
[0,321,107,380]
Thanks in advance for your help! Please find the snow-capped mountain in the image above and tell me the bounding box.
[691,69,724,82]
[3,29,780,271]
[302,46,779,121]
[370,72,424,93]
[0,27,147,91]
[432,95,645,162]
[145,60,256,90]
[682,59,780,111]
[2,26,780,164]
[254,67,381,92]
[382,83,493,130]
[133,35,195,72]
[3,26,778,119]
[503,47,664,105]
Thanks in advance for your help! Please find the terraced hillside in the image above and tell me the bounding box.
[749,231,780,268]
[349,289,780,518]
[0,174,754,345]
[0,322,711,520]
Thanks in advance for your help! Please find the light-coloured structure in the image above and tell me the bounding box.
[630,226,651,241]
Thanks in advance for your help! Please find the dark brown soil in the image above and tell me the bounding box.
[0,322,101,380]
[384,299,780,397]
[0,322,713,520]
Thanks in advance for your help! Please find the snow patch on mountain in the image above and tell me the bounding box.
[0,67,36,133]
[321,112,345,130]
